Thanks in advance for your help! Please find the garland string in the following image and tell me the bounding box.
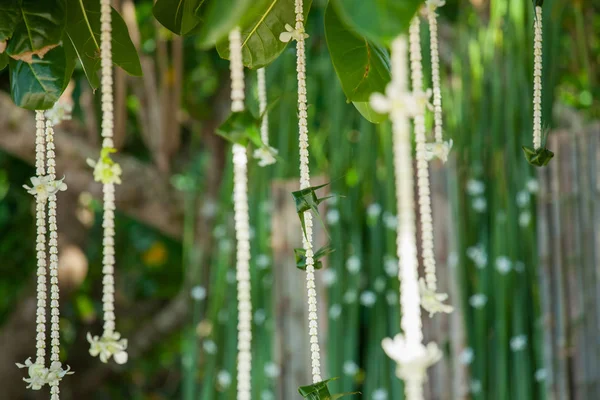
[532,5,543,150]
[409,17,452,317]
[229,27,253,400]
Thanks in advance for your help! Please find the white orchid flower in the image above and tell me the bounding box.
[88,331,129,364]
[419,278,454,317]
[45,361,74,385]
[253,145,278,167]
[381,334,442,383]
[424,139,453,163]
[16,358,48,390]
[279,24,309,43]
[370,84,432,118]
[23,176,67,201]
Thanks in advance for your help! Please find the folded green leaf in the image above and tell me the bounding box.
[522,146,554,167]
[153,0,205,35]
[6,0,66,63]
[325,3,391,103]
[298,378,359,399]
[215,0,312,69]
[65,0,142,89]
[291,183,334,237]
[0,2,22,42]
[330,0,422,46]
[216,110,262,147]
[10,46,67,110]
[295,244,334,271]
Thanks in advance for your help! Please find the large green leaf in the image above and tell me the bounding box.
[324,3,391,123]
[6,0,66,63]
[352,102,387,124]
[153,0,205,35]
[195,0,270,49]
[325,3,390,102]
[65,0,142,89]
[0,53,8,71]
[331,0,422,46]
[0,2,22,42]
[215,0,312,69]
[10,45,67,110]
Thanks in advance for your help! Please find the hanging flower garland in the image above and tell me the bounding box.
[522,0,553,167]
[280,0,324,385]
[253,68,278,167]
[17,110,72,397]
[424,0,452,162]
[86,0,128,365]
[408,16,453,317]
[371,36,441,400]
[229,27,253,400]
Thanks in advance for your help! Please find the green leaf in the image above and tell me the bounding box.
[64,0,142,89]
[6,0,66,63]
[153,0,205,35]
[215,0,312,69]
[331,0,422,46]
[325,3,391,102]
[0,53,8,71]
[522,146,554,167]
[0,2,22,42]
[298,378,359,399]
[352,101,387,124]
[195,0,270,49]
[10,45,67,110]
[295,244,334,271]
[216,110,262,147]
[291,183,334,237]
[63,40,76,90]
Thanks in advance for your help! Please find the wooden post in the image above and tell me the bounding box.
[271,179,328,399]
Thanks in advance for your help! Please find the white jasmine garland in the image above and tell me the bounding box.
[45,119,70,399]
[532,6,543,150]
[425,0,448,148]
[409,17,452,317]
[282,0,323,384]
[229,27,253,400]
[254,67,278,166]
[88,0,128,365]
[374,36,441,400]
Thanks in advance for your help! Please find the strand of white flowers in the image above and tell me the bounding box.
[391,36,424,399]
[45,119,62,399]
[294,0,322,384]
[257,68,270,145]
[100,0,118,337]
[427,6,444,144]
[34,111,48,366]
[409,17,438,292]
[532,6,543,150]
[229,28,252,400]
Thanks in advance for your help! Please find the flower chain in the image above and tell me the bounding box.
[426,0,445,144]
[229,27,253,400]
[532,6,543,150]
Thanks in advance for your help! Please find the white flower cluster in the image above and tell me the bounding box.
[532,6,543,149]
[382,334,442,399]
[16,358,73,391]
[289,0,322,384]
[408,17,452,317]
[229,27,253,400]
[18,113,72,396]
[254,67,278,166]
[376,37,440,400]
[87,0,128,366]
[87,332,128,364]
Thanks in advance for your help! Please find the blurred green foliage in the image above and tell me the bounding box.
[0,0,598,399]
